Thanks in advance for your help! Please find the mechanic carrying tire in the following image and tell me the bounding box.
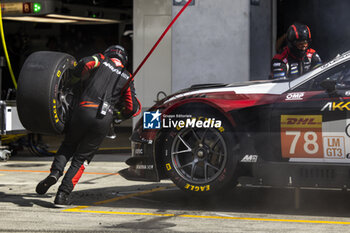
[270,23,322,79]
[18,46,140,205]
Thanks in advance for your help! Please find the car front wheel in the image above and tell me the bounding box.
[163,115,238,195]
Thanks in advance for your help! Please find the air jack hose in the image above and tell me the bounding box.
[0,3,17,89]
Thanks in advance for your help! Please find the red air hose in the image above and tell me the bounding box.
[121,0,193,94]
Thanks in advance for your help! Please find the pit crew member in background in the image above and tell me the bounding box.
[36,45,140,205]
[270,23,322,79]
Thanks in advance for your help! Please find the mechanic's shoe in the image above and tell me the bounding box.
[106,124,117,139]
[54,191,71,206]
[35,171,59,195]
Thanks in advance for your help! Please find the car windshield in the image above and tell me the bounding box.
[292,59,350,91]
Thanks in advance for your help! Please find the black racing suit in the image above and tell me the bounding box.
[270,46,322,79]
[50,53,139,194]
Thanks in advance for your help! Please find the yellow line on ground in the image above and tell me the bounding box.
[62,206,90,211]
[62,207,350,225]
[62,184,350,225]
[63,208,175,217]
[180,215,350,225]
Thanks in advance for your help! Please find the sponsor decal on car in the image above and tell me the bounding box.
[323,136,345,159]
[281,116,350,161]
[321,102,350,111]
[285,92,304,101]
[346,124,350,137]
[281,115,323,158]
[135,165,154,170]
[240,154,258,163]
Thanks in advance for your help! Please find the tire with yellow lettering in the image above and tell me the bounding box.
[163,113,238,195]
[17,51,76,135]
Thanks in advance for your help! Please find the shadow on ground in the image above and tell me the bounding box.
[66,183,350,219]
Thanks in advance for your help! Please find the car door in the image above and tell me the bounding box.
[269,60,350,163]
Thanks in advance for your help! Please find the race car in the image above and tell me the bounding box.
[16,50,350,195]
[119,50,350,194]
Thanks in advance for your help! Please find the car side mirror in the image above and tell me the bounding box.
[320,79,336,93]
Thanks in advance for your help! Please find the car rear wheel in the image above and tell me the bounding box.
[163,114,238,195]
[17,51,76,135]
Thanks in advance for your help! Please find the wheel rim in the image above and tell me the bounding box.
[171,128,228,185]
[56,70,74,124]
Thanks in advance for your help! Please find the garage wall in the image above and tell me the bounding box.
[171,0,250,92]
[250,0,273,80]
[133,0,172,109]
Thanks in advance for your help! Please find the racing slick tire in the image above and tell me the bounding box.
[163,110,239,195]
[17,51,76,135]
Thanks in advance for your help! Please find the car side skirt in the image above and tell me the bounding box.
[239,161,350,189]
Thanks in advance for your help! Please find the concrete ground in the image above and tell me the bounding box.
[1,132,350,232]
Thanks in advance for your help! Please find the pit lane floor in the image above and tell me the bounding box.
[1,151,350,232]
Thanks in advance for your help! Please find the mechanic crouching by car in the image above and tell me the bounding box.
[270,23,322,79]
[35,45,140,205]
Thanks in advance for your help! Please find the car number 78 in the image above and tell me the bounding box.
[282,130,322,158]
[285,131,319,154]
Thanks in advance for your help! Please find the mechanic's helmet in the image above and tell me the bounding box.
[104,45,128,66]
[286,23,312,58]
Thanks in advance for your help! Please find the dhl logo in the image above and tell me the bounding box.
[281,115,322,128]
[286,118,316,125]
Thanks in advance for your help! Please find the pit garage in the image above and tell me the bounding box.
[1,0,350,232]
